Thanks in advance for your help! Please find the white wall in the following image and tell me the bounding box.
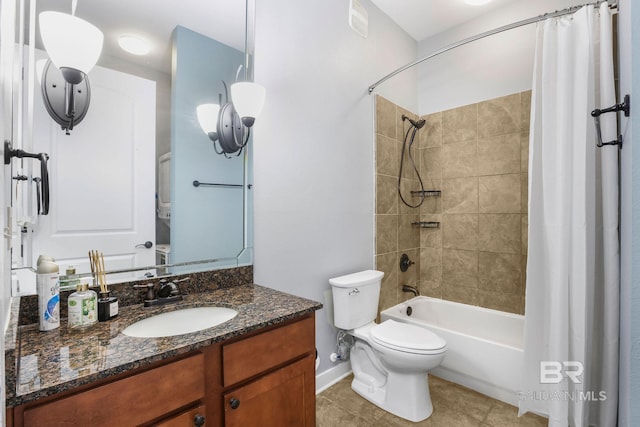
[417,0,584,115]
[619,0,640,424]
[253,0,416,381]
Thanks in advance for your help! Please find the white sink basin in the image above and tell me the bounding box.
[122,307,238,338]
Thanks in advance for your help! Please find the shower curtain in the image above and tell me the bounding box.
[520,3,619,427]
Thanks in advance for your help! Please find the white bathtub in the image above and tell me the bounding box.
[381,296,524,406]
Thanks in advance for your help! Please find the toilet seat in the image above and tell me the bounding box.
[370,320,446,355]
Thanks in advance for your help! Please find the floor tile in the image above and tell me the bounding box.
[317,374,548,427]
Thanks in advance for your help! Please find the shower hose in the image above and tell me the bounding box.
[398,115,426,208]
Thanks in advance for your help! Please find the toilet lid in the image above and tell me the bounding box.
[370,320,446,354]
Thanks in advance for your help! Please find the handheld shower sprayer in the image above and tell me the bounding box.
[398,115,427,208]
[402,114,426,129]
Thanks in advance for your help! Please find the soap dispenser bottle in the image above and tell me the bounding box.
[68,280,98,329]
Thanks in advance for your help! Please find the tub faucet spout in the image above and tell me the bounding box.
[402,284,420,297]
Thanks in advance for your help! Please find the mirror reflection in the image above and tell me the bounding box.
[10,0,253,294]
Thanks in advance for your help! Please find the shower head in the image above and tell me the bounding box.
[402,114,426,129]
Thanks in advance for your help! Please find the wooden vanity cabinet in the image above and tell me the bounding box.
[8,314,316,427]
[219,314,316,426]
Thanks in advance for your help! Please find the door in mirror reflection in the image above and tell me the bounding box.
[29,51,156,282]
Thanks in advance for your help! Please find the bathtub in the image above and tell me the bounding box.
[381,296,524,406]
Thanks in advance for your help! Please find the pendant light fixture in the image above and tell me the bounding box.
[38,1,103,134]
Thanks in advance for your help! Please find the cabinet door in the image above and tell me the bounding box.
[22,354,204,427]
[223,355,315,427]
[154,404,206,427]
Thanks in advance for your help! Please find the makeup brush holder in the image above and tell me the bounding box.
[98,292,119,322]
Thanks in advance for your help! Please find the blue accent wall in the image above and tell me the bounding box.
[170,26,251,270]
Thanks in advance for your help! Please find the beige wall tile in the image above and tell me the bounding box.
[479,214,521,254]
[443,104,477,143]
[478,252,520,293]
[521,90,532,132]
[479,174,521,213]
[521,130,530,173]
[478,93,521,138]
[398,214,420,251]
[376,214,398,255]
[443,284,478,306]
[420,178,442,214]
[420,146,442,180]
[420,247,442,284]
[521,172,528,213]
[376,133,398,176]
[420,214,442,248]
[442,140,478,178]
[443,214,478,251]
[522,214,528,256]
[419,280,442,298]
[478,133,521,176]
[376,95,396,139]
[442,248,478,288]
[376,174,397,215]
[399,140,421,181]
[443,177,478,214]
[398,178,420,214]
[421,112,442,148]
[376,252,399,312]
[478,290,523,314]
[519,254,528,297]
[398,248,420,289]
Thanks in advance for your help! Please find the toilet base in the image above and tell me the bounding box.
[351,372,433,422]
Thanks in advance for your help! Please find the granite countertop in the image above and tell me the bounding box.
[5,284,322,408]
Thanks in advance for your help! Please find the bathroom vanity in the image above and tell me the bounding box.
[5,283,322,426]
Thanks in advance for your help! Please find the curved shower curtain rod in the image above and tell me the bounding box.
[368,0,618,94]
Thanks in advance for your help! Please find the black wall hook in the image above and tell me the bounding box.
[591,94,630,118]
[4,140,50,215]
[590,94,630,148]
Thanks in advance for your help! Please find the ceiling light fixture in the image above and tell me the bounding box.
[38,6,103,134]
[118,34,151,56]
[464,0,492,5]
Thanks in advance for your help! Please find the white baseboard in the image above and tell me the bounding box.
[315,361,352,394]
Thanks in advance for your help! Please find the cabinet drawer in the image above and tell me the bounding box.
[222,315,314,386]
[23,353,204,427]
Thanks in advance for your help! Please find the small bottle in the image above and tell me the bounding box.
[65,266,81,289]
[68,280,98,329]
[37,258,60,331]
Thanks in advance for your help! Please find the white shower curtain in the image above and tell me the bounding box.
[520,3,619,427]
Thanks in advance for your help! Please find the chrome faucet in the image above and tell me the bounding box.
[401,284,420,297]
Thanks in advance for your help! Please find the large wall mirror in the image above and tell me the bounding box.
[9,0,254,294]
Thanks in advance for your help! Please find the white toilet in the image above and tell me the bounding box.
[329,270,447,422]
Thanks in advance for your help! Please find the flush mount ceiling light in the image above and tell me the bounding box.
[118,34,150,56]
[38,7,103,134]
[464,0,492,5]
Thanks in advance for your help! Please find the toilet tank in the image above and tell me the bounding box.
[329,270,384,330]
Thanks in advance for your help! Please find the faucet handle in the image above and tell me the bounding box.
[133,283,156,301]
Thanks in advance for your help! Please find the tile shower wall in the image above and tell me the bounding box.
[375,92,530,315]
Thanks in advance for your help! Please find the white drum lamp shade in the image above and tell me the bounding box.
[230,82,265,127]
[196,103,221,138]
[39,11,103,83]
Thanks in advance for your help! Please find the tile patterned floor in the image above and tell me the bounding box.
[317,374,548,426]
